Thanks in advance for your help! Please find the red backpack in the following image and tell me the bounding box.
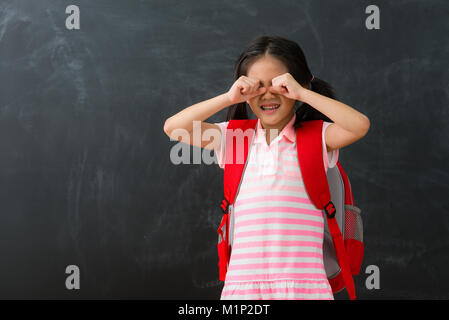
[217,119,364,300]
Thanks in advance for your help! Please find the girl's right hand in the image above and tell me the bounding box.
[226,76,267,105]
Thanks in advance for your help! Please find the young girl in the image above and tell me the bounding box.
[164,35,370,300]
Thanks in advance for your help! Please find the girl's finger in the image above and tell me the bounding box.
[269,86,285,94]
[271,86,287,93]
[237,82,248,94]
[240,79,252,93]
[246,77,259,87]
[243,78,259,94]
[250,87,266,97]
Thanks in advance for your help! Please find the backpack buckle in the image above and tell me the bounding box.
[220,199,229,213]
[324,201,336,218]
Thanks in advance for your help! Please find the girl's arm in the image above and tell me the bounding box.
[163,76,266,151]
[163,93,231,151]
[298,89,371,152]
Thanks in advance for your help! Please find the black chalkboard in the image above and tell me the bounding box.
[0,0,447,299]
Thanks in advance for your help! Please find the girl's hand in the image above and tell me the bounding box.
[226,76,267,105]
[269,73,308,102]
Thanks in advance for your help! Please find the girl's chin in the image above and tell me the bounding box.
[258,110,283,121]
[258,115,284,128]
[257,109,294,127]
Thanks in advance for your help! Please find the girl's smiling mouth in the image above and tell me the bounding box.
[260,103,281,114]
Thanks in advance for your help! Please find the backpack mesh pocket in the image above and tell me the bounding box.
[344,204,363,242]
[343,204,363,275]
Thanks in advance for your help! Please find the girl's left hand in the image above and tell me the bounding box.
[269,73,307,102]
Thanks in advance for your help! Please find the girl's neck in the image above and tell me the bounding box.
[259,111,295,146]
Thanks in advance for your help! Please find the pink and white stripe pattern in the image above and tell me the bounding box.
[214,113,339,300]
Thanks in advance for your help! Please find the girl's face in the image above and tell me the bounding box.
[246,54,295,130]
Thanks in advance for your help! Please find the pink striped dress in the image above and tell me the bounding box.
[214,113,339,300]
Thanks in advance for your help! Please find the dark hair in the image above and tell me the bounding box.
[226,35,336,129]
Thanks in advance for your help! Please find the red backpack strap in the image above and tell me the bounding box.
[296,120,356,300]
[223,119,258,204]
[217,118,257,281]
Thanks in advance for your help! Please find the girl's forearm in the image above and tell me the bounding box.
[164,93,231,134]
[298,88,370,136]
